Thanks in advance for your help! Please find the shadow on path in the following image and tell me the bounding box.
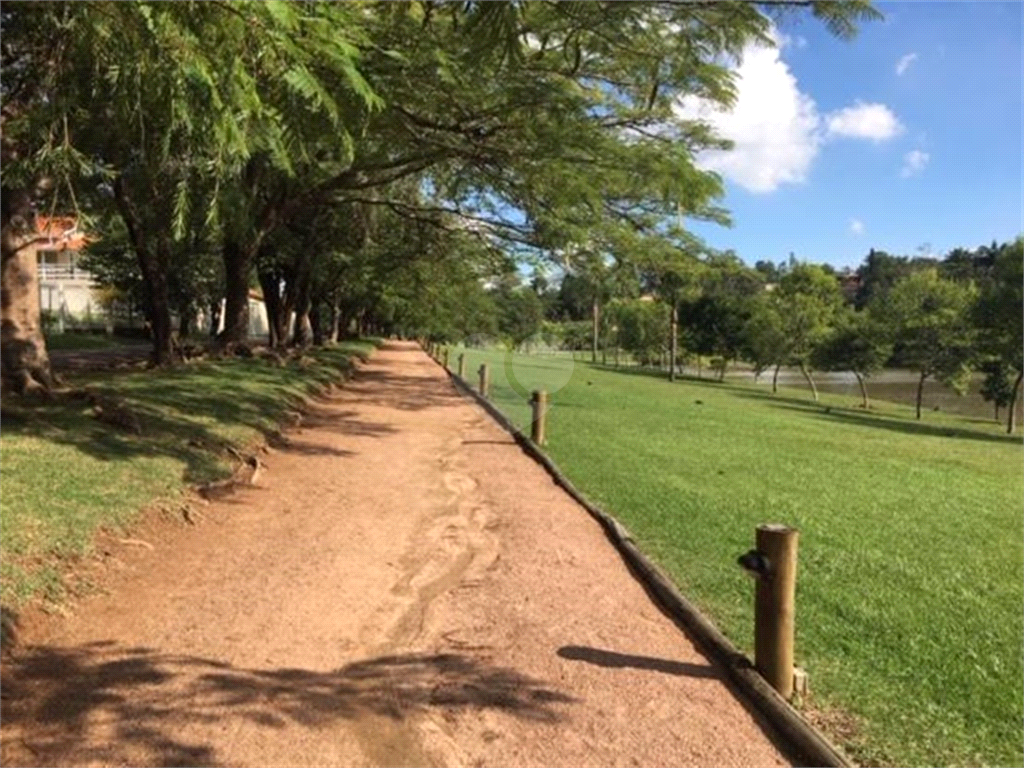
[1,642,575,767]
[557,645,717,679]
[347,365,464,412]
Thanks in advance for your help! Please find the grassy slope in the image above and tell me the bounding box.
[450,347,1023,768]
[0,342,375,606]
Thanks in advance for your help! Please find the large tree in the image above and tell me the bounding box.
[682,252,762,380]
[775,263,845,401]
[875,269,978,420]
[811,308,892,409]
[973,238,1023,433]
[742,294,788,392]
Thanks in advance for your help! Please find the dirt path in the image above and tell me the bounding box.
[1,342,790,768]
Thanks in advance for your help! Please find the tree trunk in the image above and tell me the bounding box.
[113,178,174,366]
[854,371,869,409]
[338,308,356,341]
[258,270,286,348]
[995,402,1001,422]
[292,308,311,347]
[1,189,55,393]
[220,239,253,347]
[591,297,599,364]
[915,371,927,420]
[209,299,221,337]
[1007,371,1022,434]
[772,363,781,394]
[178,302,195,339]
[696,355,702,380]
[140,243,175,366]
[669,300,678,382]
[290,269,312,347]
[310,303,325,346]
[717,358,728,382]
[328,300,341,343]
[798,361,818,402]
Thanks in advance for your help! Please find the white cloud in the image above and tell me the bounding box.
[673,35,904,193]
[850,219,865,235]
[825,102,904,141]
[895,52,918,76]
[674,36,821,193]
[774,31,807,50]
[901,149,930,177]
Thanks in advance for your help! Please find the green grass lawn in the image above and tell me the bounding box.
[447,346,1023,768]
[0,342,375,607]
[43,333,148,351]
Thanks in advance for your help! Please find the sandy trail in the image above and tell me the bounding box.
[1,342,789,767]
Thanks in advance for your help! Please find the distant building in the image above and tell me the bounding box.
[36,216,100,324]
[36,217,270,339]
[212,290,270,339]
[836,268,861,302]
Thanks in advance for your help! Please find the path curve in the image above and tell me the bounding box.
[1,342,789,767]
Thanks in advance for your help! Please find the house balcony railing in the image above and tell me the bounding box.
[38,264,95,282]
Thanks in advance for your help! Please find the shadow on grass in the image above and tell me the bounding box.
[590,362,1020,445]
[585,362,735,388]
[0,351,376,486]
[0,642,574,767]
[754,398,1022,445]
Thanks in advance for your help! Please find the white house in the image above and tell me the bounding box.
[36,216,102,324]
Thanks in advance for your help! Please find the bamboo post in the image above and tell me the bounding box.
[531,390,548,445]
[458,353,466,378]
[754,524,799,698]
[478,364,489,397]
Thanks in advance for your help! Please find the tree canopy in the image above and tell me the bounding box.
[2,0,882,390]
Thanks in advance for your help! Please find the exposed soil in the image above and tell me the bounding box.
[0,341,791,767]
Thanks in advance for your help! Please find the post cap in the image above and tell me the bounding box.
[757,523,797,534]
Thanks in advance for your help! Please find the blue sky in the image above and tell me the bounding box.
[683,1,1023,271]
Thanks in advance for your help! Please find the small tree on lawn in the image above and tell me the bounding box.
[775,263,845,401]
[876,268,977,420]
[811,308,892,409]
[973,238,1023,433]
[742,294,788,391]
[978,359,1016,423]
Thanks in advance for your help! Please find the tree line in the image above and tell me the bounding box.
[421,240,1023,433]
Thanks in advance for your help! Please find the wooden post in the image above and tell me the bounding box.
[458,353,466,378]
[754,524,799,699]
[478,363,489,397]
[531,390,548,445]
